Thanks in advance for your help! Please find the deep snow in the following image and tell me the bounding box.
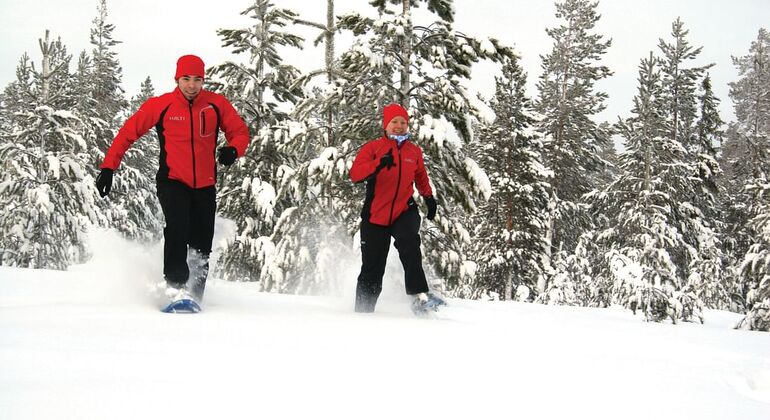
[1,229,769,420]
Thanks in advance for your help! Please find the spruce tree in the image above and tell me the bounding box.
[536,0,612,300]
[0,32,102,269]
[688,74,729,309]
[470,56,551,301]
[207,0,305,282]
[592,53,703,323]
[729,29,770,331]
[79,0,160,241]
[657,18,726,311]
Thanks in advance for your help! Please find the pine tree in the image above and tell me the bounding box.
[249,0,515,294]
[470,56,551,301]
[0,32,102,269]
[728,28,770,331]
[88,0,126,123]
[77,0,160,241]
[688,74,729,309]
[207,0,305,282]
[657,18,726,311]
[591,53,703,323]
[535,0,612,299]
[719,124,753,313]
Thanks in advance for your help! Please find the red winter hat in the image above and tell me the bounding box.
[382,103,409,129]
[175,55,205,80]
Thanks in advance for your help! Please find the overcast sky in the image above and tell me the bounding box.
[1,0,768,124]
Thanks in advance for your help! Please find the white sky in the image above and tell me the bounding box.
[1,0,768,124]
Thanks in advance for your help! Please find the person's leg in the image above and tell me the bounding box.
[355,221,391,312]
[391,208,429,295]
[188,186,217,301]
[156,180,192,288]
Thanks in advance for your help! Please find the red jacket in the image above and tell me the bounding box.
[350,136,433,226]
[101,87,250,189]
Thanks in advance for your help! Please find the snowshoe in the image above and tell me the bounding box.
[162,298,201,314]
[161,286,201,314]
[411,292,447,315]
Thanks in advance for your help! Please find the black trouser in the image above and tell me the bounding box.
[355,207,429,312]
[157,180,216,300]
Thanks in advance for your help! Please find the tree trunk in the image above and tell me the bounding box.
[38,30,51,183]
[400,0,411,105]
[504,271,514,301]
[255,0,268,130]
[326,0,335,146]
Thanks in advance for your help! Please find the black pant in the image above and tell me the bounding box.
[355,207,429,312]
[156,180,216,300]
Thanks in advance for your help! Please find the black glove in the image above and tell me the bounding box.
[425,195,437,221]
[376,149,395,171]
[218,146,238,166]
[95,168,113,198]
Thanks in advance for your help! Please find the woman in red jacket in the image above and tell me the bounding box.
[95,55,250,303]
[349,103,445,314]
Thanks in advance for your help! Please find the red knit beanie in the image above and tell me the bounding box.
[382,103,409,129]
[175,55,205,80]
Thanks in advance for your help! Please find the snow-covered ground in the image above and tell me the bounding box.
[1,229,769,420]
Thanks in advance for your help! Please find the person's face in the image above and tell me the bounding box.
[385,116,408,136]
[177,75,203,100]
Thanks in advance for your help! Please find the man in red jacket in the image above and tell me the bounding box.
[349,103,444,314]
[95,54,250,302]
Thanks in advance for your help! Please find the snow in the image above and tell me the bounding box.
[480,38,497,56]
[465,156,493,200]
[1,229,770,420]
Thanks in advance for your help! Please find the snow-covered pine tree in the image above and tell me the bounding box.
[737,181,770,331]
[0,32,102,269]
[470,56,552,301]
[207,0,305,282]
[722,31,770,281]
[242,0,363,294]
[688,74,730,309]
[77,0,160,241]
[657,18,726,312]
[88,0,126,123]
[718,124,753,312]
[291,0,338,143]
[535,0,612,302]
[696,75,723,157]
[253,0,515,294]
[728,28,770,331]
[590,53,703,323]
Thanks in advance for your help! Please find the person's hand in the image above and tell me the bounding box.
[377,149,395,171]
[218,146,238,166]
[95,168,113,198]
[425,195,437,220]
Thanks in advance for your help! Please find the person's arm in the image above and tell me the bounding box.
[101,98,160,170]
[350,142,392,183]
[218,99,250,157]
[414,148,433,197]
[415,148,436,220]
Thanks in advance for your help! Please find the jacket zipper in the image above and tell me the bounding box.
[188,101,197,188]
[388,145,402,225]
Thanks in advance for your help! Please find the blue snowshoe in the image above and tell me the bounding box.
[411,292,447,315]
[161,287,201,314]
[162,298,201,314]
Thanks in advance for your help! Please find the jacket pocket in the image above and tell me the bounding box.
[199,106,218,138]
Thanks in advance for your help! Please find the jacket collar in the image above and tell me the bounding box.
[382,134,412,148]
[173,87,205,105]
